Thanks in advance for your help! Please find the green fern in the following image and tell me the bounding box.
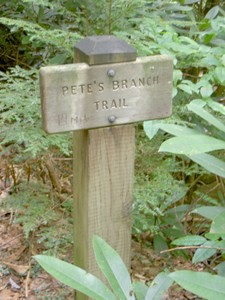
[4,182,58,238]
[0,66,71,158]
[3,181,73,255]
[0,17,81,59]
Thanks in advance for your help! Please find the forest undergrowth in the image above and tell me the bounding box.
[0,0,225,299]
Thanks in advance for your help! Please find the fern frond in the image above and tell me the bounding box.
[0,17,82,56]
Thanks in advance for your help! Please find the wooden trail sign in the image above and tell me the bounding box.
[40,35,173,300]
[40,59,173,133]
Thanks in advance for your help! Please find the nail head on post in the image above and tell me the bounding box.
[108,115,116,123]
[107,69,116,77]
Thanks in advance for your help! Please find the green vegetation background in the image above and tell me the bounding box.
[0,0,225,280]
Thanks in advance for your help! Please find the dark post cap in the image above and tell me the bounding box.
[74,35,137,65]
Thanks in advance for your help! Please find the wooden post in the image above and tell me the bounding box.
[73,37,136,299]
[39,35,173,300]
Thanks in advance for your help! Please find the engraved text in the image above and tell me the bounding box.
[94,98,128,111]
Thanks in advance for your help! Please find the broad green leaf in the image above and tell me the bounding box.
[215,261,225,277]
[34,255,117,300]
[201,55,219,66]
[205,232,221,241]
[145,272,173,300]
[204,33,216,44]
[169,270,225,300]
[153,234,168,253]
[48,53,68,65]
[172,235,206,246]
[163,227,184,241]
[93,236,135,300]
[184,0,200,4]
[205,5,220,19]
[200,85,213,98]
[189,98,206,107]
[165,204,190,217]
[214,67,225,85]
[178,83,193,94]
[212,38,225,46]
[207,100,225,116]
[173,69,182,84]
[177,79,199,94]
[188,100,225,133]
[179,36,199,46]
[192,241,218,263]
[211,210,225,235]
[173,86,178,98]
[166,5,192,12]
[189,153,225,178]
[192,206,225,220]
[156,124,199,137]
[159,135,225,155]
[133,282,148,300]
[218,240,225,254]
[222,54,225,67]
[143,121,159,139]
[144,122,200,140]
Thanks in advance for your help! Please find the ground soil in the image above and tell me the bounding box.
[0,163,203,300]
[0,207,203,300]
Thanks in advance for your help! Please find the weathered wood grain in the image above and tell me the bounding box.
[72,36,137,300]
[73,124,135,277]
[40,56,173,133]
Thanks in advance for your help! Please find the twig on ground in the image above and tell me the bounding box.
[0,233,23,249]
[160,245,225,254]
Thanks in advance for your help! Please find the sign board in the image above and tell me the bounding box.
[40,55,173,133]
